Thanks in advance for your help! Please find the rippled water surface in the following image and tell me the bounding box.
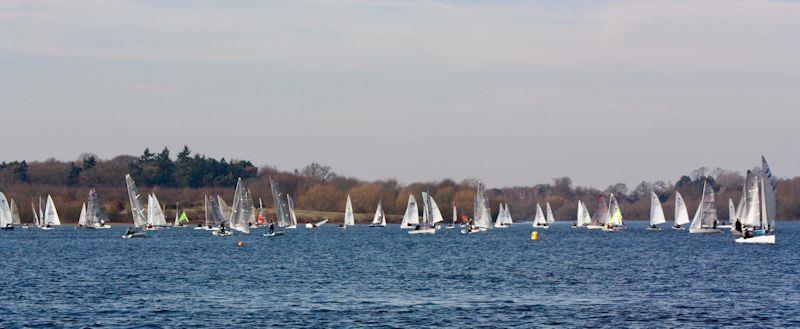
[2,221,799,328]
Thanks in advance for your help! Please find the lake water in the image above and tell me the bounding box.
[1,221,799,328]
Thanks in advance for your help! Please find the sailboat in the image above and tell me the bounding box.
[735,156,777,244]
[369,200,386,227]
[86,188,111,228]
[672,191,690,230]
[545,202,556,224]
[77,203,89,228]
[647,192,666,231]
[532,203,549,229]
[146,193,168,230]
[573,200,591,228]
[463,180,492,233]
[10,198,20,227]
[587,195,607,230]
[196,195,211,230]
[410,192,437,234]
[602,193,623,232]
[400,195,419,229]
[286,195,298,229]
[494,203,510,228]
[720,199,735,230]
[123,174,147,238]
[341,195,355,229]
[173,202,189,227]
[267,177,290,236]
[0,192,13,230]
[41,195,61,230]
[305,219,329,229]
[688,180,721,234]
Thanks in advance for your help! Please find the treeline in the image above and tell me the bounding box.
[0,148,798,223]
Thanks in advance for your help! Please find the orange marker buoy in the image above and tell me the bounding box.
[237,241,246,247]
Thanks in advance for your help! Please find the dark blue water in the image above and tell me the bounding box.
[2,221,799,328]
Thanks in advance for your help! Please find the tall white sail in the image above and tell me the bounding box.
[504,203,513,225]
[31,201,41,227]
[649,192,666,226]
[44,195,61,226]
[287,195,298,227]
[741,171,761,227]
[728,199,736,225]
[429,195,444,225]
[0,192,12,227]
[495,203,506,226]
[125,175,147,228]
[86,188,107,226]
[473,180,493,229]
[148,193,167,227]
[371,201,386,226]
[674,192,690,226]
[400,195,419,229]
[690,181,717,229]
[344,195,355,227]
[78,203,88,226]
[607,194,623,227]
[581,201,592,226]
[229,178,252,234]
[217,196,232,224]
[269,178,291,231]
[545,202,556,223]
[10,198,20,225]
[575,201,585,226]
[761,156,777,231]
[533,203,547,226]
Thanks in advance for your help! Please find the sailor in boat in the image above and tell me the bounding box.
[734,220,743,235]
[45,223,52,229]
[76,223,83,229]
[197,223,203,228]
[218,224,227,235]
[146,223,154,230]
[1,223,12,230]
[124,227,135,237]
[268,221,275,235]
[672,223,682,230]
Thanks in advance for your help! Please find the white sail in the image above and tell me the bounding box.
[690,181,717,229]
[400,195,419,229]
[148,193,168,227]
[125,174,147,228]
[429,195,444,225]
[741,171,761,227]
[581,201,593,226]
[269,178,291,231]
[78,203,88,226]
[607,194,623,227]
[575,201,585,226]
[217,196,232,224]
[545,202,555,223]
[728,198,736,225]
[44,195,61,226]
[287,195,298,227]
[0,192,12,227]
[344,195,355,227]
[761,156,777,231]
[674,192,690,226]
[229,178,251,234]
[452,203,458,225]
[86,188,107,226]
[31,201,41,227]
[10,198,20,225]
[649,192,666,226]
[504,203,513,224]
[533,203,547,226]
[371,201,386,226]
[495,203,506,226]
[473,180,493,229]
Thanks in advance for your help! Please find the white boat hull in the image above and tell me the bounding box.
[646,227,662,231]
[689,228,722,234]
[461,227,487,234]
[717,225,732,229]
[409,228,436,235]
[532,225,549,229]
[735,235,775,244]
[494,224,510,229]
[305,223,315,229]
[212,231,232,237]
[586,225,604,230]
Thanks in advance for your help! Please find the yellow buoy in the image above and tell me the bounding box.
[237,241,246,247]
[530,231,539,240]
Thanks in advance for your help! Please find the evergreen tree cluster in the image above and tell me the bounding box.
[128,146,257,187]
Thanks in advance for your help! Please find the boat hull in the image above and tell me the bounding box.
[689,228,722,234]
[122,232,146,239]
[586,225,604,230]
[532,225,550,229]
[646,227,662,231]
[409,228,436,235]
[735,235,775,244]
[212,231,232,237]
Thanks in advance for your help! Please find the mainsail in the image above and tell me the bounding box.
[728,199,736,225]
[741,170,761,227]
[575,201,587,227]
[343,195,355,227]
[230,178,252,234]
[504,203,513,225]
[86,188,107,226]
[533,203,547,226]
[270,178,291,231]
[473,180,493,229]
[690,181,718,229]
[593,195,609,225]
[400,195,419,229]
[495,203,506,226]
[287,195,298,227]
[78,203,88,226]
[607,194,623,227]
[649,192,666,226]
[31,200,41,227]
[545,202,556,223]
[0,192,13,227]
[147,193,168,227]
[10,198,20,225]
[43,195,61,226]
[760,156,777,231]
[125,175,147,228]
[371,201,386,226]
[674,192,690,226]
[217,196,232,223]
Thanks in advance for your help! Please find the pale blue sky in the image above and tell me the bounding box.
[1,0,798,188]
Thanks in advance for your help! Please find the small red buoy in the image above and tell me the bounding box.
[237,241,246,247]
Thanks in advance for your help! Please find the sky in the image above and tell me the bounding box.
[1,0,798,189]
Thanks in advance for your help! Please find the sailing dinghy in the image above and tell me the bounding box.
[410,192,439,234]
[340,195,355,229]
[672,192,690,230]
[688,181,721,234]
[573,200,591,228]
[86,189,110,229]
[586,195,607,230]
[305,219,328,229]
[462,180,492,234]
[266,177,289,236]
[735,156,777,244]
[446,203,457,229]
[602,193,623,232]
[369,200,387,227]
[41,195,61,230]
[647,192,666,231]
[400,195,419,229]
[123,174,147,238]
[532,203,548,229]
[0,192,13,230]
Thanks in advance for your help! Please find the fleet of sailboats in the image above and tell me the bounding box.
[1,157,781,246]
